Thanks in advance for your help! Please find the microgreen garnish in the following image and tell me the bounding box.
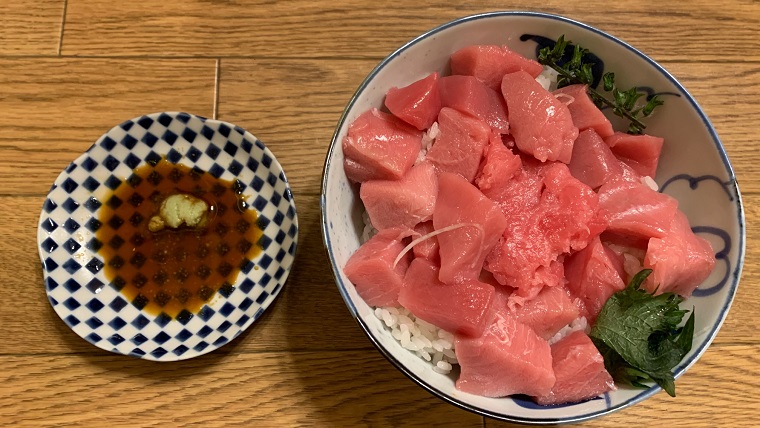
[589,269,695,397]
[537,36,665,134]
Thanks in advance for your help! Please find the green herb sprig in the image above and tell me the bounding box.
[537,36,664,134]
[589,269,695,397]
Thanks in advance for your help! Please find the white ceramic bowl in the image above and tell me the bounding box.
[321,12,744,424]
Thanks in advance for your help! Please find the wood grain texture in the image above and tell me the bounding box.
[0,350,482,427]
[1,0,758,426]
[217,59,373,197]
[62,0,760,62]
[0,58,216,196]
[0,0,64,55]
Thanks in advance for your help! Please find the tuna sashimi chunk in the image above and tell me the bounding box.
[512,285,580,340]
[426,107,491,183]
[568,129,625,189]
[485,162,601,303]
[385,72,442,131]
[598,178,679,242]
[343,228,412,307]
[434,172,508,284]
[644,211,716,297]
[605,132,665,178]
[342,108,422,183]
[475,131,522,194]
[565,235,627,322]
[534,331,615,405]
[450,45,544,92]
[501,71,578,163]
[399,259,496,337]
[455,310,555,397]
[438,75,510,134]
[553,84,614,138]
[411,221,439,263]
[360,161,438,231]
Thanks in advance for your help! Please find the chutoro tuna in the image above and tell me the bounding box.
[342,108,422,183]
[501,70,578,163]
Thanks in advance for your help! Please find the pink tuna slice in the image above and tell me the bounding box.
[644,210,716,297]
[605,132,665,178]
[512,285,580,340]
[568,128,625,189]
[411,221,439,263]
[433,172,508,284]
[360,161,438,231]
[485,161,600,304]
[475,131,522,194]
[385,72,442,131]
[342,108,422,183]
[343,228,412,307]
[450,45,544,92]
[564,235,627,323]
[501,70,579,163]
[598,178,679,243]
[553,84,614,138]
[438,75,510,134]
[534,331,616,405]
[398,258,496,337]
[426,107,491,183]
[455,310,555,397]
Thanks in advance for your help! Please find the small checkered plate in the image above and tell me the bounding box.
[37,112,298,361]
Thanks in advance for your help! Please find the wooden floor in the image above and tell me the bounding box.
[1,1,758,426]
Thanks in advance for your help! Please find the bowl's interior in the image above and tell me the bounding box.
[322,12,744,424]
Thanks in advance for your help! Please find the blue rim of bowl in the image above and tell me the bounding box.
[320,11,745,424]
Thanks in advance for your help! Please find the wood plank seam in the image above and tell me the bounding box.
[57,0,68,56]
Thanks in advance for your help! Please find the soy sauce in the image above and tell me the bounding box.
[96,159,262,318]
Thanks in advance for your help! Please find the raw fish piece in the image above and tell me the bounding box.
[360,161,438,231]
[426,107,491,183]
[455,310,555,397]
[439,75,510,134]
[605,132,665,178]
[450,45,544,92]
[433,172,508,284]
[553,84,614,138]
[399,258,496,337]
[385,72,442,131]
[475,131,522,194]
[644,210,716,297]
[342,108,422,183]
[534,331,615,405]
[485,162,601,303]
[564,235,627,323]
[501,71,578,163]
[568,129,625,189]
[411,221,439,263]
[598,178,679,242]
[512,285,580,340]
[343,228,412,307]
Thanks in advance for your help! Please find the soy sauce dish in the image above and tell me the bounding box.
[38,112,298,362]
[320,12,744,424]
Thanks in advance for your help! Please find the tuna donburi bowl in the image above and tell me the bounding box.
[320,12,744,424]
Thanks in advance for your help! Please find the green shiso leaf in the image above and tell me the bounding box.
[589,269,695,397]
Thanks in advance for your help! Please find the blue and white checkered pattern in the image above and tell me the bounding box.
[38,112,298,361]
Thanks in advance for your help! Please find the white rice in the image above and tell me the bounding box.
[374,306,457,374]
[415,121,439,165]
[641,175,659,191]
[536,66,560,91]
[548,316,590,345]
